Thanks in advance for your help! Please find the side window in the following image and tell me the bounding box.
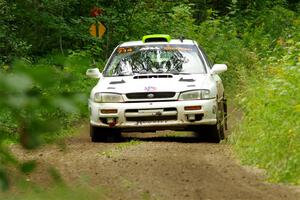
[204,53,213,68]
[199,47,213,68]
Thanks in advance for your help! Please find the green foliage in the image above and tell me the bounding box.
[0,61,83,147]
[196,16,257,91]
[231,42,300,183]
[169,4,196,38]
[0,169,9,191]
[0,184,105,200]
[127,0,176,39]
[229,9,300,184]
[0,0,31,64]
[0,52,99,190]
[1,0,298,63]
[0,0,100,63]
[20,161,37,174]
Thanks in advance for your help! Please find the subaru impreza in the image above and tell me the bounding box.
[86,34,227,142]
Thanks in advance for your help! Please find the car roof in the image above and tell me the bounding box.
[119,39,197,47]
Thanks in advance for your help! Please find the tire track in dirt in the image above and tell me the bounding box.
[11,125,300,200]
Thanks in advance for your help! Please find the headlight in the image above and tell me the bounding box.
[94,93,124,103]
[178,90,213,100]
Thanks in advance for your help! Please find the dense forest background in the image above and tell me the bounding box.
[1,0,299,63]
[0,0,300,193]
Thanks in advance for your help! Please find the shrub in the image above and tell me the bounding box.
[230,22,300,183]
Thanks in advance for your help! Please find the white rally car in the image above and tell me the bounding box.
[86,34,227,142]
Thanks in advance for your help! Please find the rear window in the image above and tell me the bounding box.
[103,44,206,77]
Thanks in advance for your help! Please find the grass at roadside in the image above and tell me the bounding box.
[0,184,105,200]
[229,39,300,184]
[100,140,142,158]
[196,6,300,184]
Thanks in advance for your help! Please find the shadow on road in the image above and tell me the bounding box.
[117,131,222,143]
[122,136,211,143]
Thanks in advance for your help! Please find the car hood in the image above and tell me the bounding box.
[91,74,215,95]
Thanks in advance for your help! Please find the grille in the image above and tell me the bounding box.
[126,92,176,99]
[126,115,177,122]
[125,107,177,113]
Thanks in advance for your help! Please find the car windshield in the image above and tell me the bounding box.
[103,44,206,76]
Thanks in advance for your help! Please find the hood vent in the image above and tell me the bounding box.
[133,74,173,79]
[110,79,125,84]
[179,77,195,82]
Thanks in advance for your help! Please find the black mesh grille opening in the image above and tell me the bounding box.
[195,114,204,121]
[126,92,175,99]
[126,115,177,122]
[125,109,139,113]
[163,107,177,112]
[125,108,177,113]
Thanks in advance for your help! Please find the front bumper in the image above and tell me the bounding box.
[89,99,217,131]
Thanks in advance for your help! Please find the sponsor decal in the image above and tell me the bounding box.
[144,86,157,92]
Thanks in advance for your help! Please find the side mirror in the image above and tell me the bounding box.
[211,64,227,74]
[86,68,102,79]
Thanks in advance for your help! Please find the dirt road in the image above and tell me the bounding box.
[12,126,300,200]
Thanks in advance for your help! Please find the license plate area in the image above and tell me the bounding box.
[125,108,178,123]
[138,109,163,114]
[136,120,168,125]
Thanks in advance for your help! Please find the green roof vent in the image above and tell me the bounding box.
[142,34,171,43]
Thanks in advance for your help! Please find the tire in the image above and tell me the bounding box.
[205,124,223,143]
[90,124,121,142]
[195,100,225,143]
[208,100,226,142]
[223,97,228,130]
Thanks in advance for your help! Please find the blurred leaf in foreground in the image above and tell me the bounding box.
[0,58,87,190]
[20,160,37,174]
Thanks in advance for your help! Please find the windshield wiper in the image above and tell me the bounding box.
[133,69,148,74]
[170,72,191,75]
[116,73,132,76]
[168,69,190,75]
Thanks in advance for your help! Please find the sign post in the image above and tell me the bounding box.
[89,7,106,38]
[89,22,106,38]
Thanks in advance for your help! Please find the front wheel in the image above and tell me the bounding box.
[194,102,225,143]
[204,123,224,143]
[207,100,226,142]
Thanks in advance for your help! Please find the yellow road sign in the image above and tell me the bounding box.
[89,22,106,38]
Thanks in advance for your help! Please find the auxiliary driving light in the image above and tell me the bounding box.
[100,109,118,114]
[184,106,202,111]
